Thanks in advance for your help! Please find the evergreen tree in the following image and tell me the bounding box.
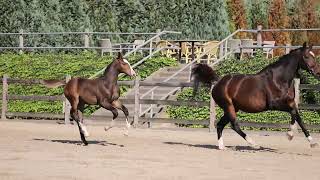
[86,0,118,44]
[59,0,92,47]
[0,0,27,47]
[24,0,64,47]
[268,0,291,55]
[289,0,308,45]
[246,0,270,29]
[304,0,320,47]
[227,0,248,38]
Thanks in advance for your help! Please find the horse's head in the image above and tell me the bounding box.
[299,42,320,78]
[115,52,136,77]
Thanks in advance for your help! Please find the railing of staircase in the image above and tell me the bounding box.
[139,29,242,117]
[89,30,181,79]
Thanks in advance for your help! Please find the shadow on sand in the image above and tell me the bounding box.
[33,138,124,147]
[163,141,312,156]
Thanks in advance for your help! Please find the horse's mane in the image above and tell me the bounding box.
[259,47,302,73]
[103,60,116,76]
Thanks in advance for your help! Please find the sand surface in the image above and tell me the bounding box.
[0,120,319,180]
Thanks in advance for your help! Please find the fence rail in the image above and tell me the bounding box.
[2,76,320,131]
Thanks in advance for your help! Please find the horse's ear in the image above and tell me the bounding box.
[117,52,123,60]
[303,42,307,49]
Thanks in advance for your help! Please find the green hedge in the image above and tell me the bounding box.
[167,52,320,127]
[0,52,177,114]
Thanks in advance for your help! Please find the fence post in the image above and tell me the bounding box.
[209,85,216,132]
[224,40,228,57]
[84,29,90,49]
[19,29,24,54]
[256,25,262,47]
[64,75,71,124]
[1,75,8,120]
[285,43,291,54]
[149,40,153,57]
[133,77,140,127]
[294,78,300,107]
[155,29,161,42]
[219,43,224,59]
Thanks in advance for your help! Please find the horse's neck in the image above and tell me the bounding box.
[262,55,299,85]
[102,65,119,85]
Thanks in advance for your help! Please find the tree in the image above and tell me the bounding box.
[59,0,92,47]
[227,0,248,38]
[304,0,320,47]
[25,0,64,47]
[268,0,291,55]
[245,0,270,29]
[0,0,27,47]
[289,0,320,47]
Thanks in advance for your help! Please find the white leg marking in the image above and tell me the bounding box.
[123,118,131,136]
[307,136,319,148]
[218,138,225,150]
[287,131,294,141]
[245,136,259,148]
[79,122,90,137]
[287,123,297,141]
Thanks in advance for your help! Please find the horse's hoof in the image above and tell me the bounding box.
[251,144,261,150]
[286,131,294,141]
[83,142,88,146]
[104,126,112,132]
[123,128,129,136]
[310,143,319,148]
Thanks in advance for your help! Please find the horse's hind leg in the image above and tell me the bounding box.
[216,115,230,150]
[77,101,85,124]
[286,114,297,141]
[226,105,259,148]
[69,97,89,145]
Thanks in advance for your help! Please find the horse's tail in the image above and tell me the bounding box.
[191,63,219,97]
[40,79,66,88]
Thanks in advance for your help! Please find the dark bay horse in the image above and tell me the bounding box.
[41,53,136,145]
[192,43,320,149]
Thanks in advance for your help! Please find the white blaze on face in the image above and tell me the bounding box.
[123,59,136,76]
[309,51,315,58]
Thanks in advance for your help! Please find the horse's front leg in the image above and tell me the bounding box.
[112,100,131,136]
[99,99,118,132]
[290,108,319,148]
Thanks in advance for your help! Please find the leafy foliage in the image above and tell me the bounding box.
[0,52,177,114]
[0,0,231,47]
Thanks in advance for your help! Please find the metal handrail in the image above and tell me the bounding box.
[139,29,241,99]
[139,50,235,116]
[89,30,181,79]
[138,30,241,117]
[124,30,181,57]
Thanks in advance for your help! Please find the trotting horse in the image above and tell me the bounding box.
[192,42,320,149]
[41,52,136,145]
